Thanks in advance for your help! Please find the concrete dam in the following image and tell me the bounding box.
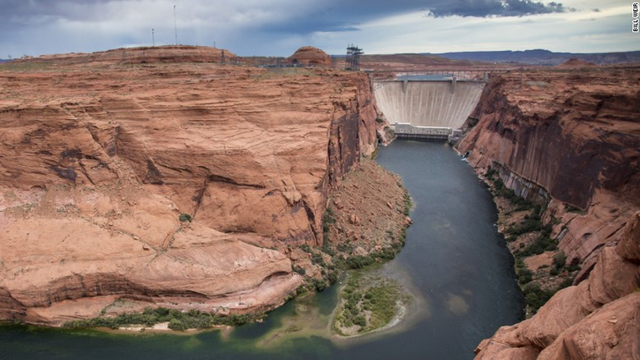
[373,77,485,140]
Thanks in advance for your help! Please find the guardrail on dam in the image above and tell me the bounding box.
[373,76,485,141]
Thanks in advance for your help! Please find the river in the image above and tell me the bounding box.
[0,141,523,359]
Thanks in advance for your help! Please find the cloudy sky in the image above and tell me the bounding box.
[0,0,637,58]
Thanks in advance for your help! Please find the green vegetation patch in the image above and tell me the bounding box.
[522,277,574,314]
[332,271,409,336]
[565,204,584,213]
[322,206,336,245]
[485,166,581,316]
[515,258,533,285]
[403,190,412,216]
[63,307,264,331]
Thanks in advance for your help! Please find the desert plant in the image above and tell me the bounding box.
[517,267,533,284]
[552,251,566,271]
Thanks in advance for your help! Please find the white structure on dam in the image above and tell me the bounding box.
[373,77,484,140]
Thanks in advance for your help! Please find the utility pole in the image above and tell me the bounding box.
[152,28,155,46]
[173,5,178,45]
[213,41,216,49]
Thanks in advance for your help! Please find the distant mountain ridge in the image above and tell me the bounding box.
[428,49,640,65]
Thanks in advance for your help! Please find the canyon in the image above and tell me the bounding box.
[1,46,639,359]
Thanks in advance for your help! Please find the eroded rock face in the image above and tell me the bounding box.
[460,69,640,211]
[538,292,640,360]
[0,48,378,325]
[459,67,640,264]
[460,67,640,359]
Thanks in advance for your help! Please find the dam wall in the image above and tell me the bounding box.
[373,80,484,130]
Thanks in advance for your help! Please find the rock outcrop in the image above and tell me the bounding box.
[11,45,238,66]
[475,214,640,359]
[287,46,332,67]
[458,66,640,358]
[557,58,597,68]
[0,47,378,325]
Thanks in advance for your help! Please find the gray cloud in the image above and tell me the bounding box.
[0,0,569,33]
[0,0,632,58]
[425,0,569,18]
[235,0,571,36]
[1,0,120,23]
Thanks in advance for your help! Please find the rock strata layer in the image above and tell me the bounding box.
[0,47,379,325]
[458,66,640,358]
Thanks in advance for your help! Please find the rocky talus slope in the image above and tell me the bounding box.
[0,47,379,325]
[458,67,640,358]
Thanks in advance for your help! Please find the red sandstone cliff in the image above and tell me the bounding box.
[0,47,379,325]
[458,67,640,358]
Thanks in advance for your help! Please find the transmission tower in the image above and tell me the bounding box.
[346,44,363,71]
[173,5,178,45]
